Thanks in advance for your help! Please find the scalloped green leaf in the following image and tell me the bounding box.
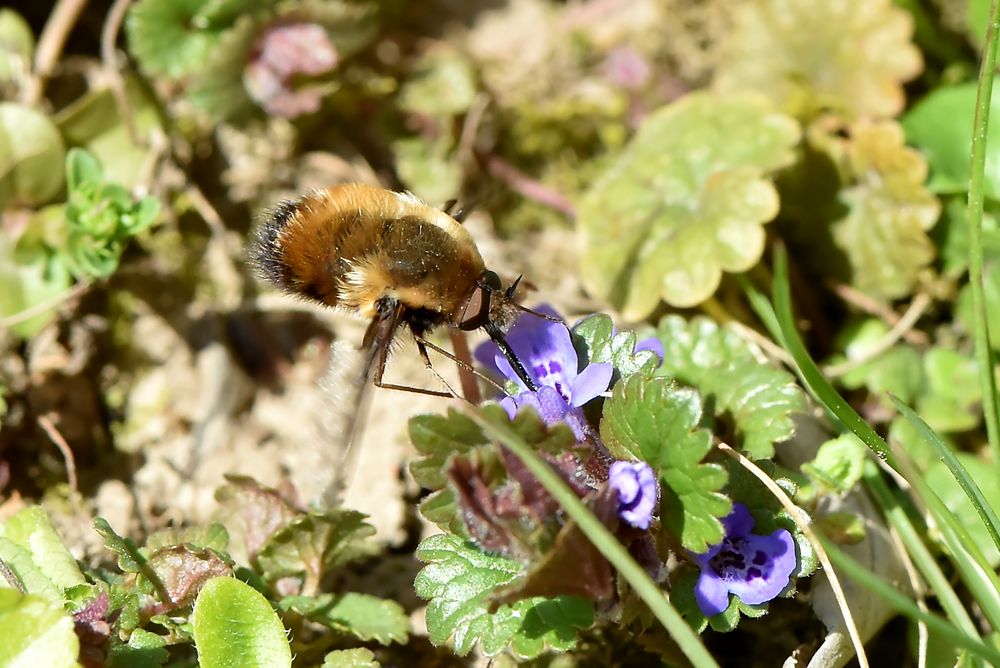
[829,121,940,301]
[654,316,807,459]
[802,434,866,494]
[279,592,408,645]
[903,79,1000,200]
[126,0,225,78]
[192,576,291,668]
[106,627,169,667]
[571,313,660,383]
[255,509,377,589]
[0,506,85,593]
[578,91,799,317]
[0,589,79,667]
[600,372,729,553]
[414,533,592,658]
[408,408,488,492]
[831,319,923,408]
[714,0,922,120]
[322,648,378,668]
[926,453,1000,568]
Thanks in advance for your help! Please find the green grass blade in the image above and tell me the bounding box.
[968,0,1000,463]
[890,396,1000,559]
[820,535,1000,666]
[465,406,719,668]
[862,462,978,636]
[771,248,891,461]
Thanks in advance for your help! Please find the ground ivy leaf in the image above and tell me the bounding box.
[572,313,659,382]
[714,0,921,120]
[107,627,169,668]
[255,510,377,590]
[192,576,291,668]
[917,348,981,433]
[0,506,85,593]
[414,533,591,658]
[903,78,1000,199]
[802,434,867,494]
[833,319,923,407]
[578,91,798,317]
[0,589,79,667]
[926,454,1000,567]
[215,475,300,563]
[280,592,409,645]
[145,523,229,553]
[146,545,233,612]
[655,316,807,459]
[322,648,379,668]
[600,372,729,553]
[409,409,488,491]
[126,0,224,78]
[828,121,940,301]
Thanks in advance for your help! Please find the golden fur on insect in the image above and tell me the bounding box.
[251,183,486,324]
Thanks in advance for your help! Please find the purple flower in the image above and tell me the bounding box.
[476,304,613,438]
[635,336,664,362]
[692,503,796,616]
[608,461,658,529]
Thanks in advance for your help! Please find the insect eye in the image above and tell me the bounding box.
[458,285,491,331]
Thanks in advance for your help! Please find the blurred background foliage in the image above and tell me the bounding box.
[2,0,1000,665]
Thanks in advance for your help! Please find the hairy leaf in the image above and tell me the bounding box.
[802,434,866,494]
[192,576,291,668]
[322,648,379,668]
[106,627,169,667]
[828,121,939,300]
[655,316,807,459]
[280,592,409,645]
[600,372,730,552]
[146,545,233,613]
[0,589,78,667]
[255,510,377,592]
[572,313,660,383]
[714,0,921,120]
[578,91,798,316]
[415,533,592,658]
[0,506,85,594]
[216,475,300,562]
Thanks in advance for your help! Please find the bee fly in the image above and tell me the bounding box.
[248,182,542,398]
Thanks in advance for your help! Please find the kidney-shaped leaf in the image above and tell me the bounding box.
[714,0,921,120]
[578,91,799,318]
[830,121,939,301]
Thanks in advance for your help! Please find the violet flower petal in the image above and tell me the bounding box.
[693,566,733,616]
[568,362,613,406]
[608,460,658,530]
[724,530,796,605]
[691,503,797,617]
[635,336,664,362]
[721,502,755,537]
[504,387,590,441]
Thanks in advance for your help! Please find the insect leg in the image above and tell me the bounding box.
[408,324,463,400]
[367,299,454,398]
[413,334,505,394]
